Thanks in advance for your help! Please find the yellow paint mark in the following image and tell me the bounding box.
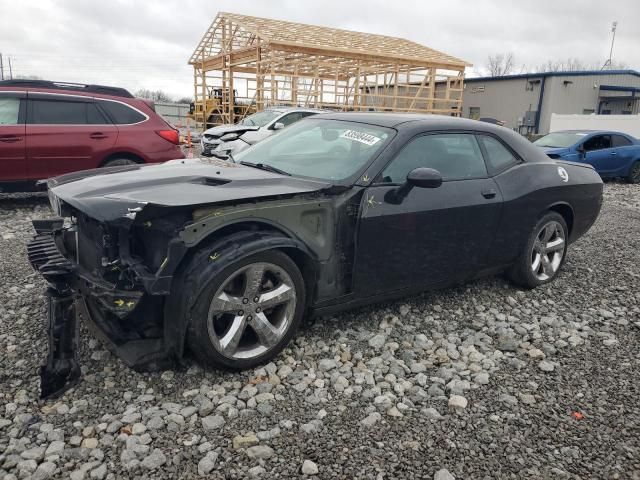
[143,221,152,228]
[213,211,223,217]
[160,258,168,269]
[126,301,135,308]
[110,265,120,272]
[209,252,220,261]
[114,299,124,307]
[362,174,370,183]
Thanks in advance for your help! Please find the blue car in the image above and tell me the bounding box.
[534,130,640,183]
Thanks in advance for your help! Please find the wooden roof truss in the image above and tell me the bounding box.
[190,12,470,127]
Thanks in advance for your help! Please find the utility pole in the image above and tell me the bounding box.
[0,53,4,80]
[601,21,618,70]
[8,56,12,79]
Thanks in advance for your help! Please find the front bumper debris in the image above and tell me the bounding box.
[27,220,80,399]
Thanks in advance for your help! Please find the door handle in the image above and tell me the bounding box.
[610,151,617,155]
[89,132,108,139]
[0,136,22,143]
[481,188,497,199]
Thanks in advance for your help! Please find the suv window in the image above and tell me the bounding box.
[611,134,632,147]
[583,135,611,151]
[477,135,519,173]
[31,99,87,124]
[0,98,20,125]
[98,100,146,124]
[381,133,487,183]
[29,99,109,125]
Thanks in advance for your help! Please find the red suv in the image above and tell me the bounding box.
[0,80,184,191]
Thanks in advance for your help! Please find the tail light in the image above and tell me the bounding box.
[156,129,179,145]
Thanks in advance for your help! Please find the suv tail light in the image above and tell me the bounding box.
[156,129,179,145]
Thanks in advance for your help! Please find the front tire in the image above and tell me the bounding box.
[627,161,640,184]
[184,249,305,370]
[507,212,568,289]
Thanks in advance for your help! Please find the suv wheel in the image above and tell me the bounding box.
[184,250,305,369]
[507,212,568,289]
[102,158,138,168]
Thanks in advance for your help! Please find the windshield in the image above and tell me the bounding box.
[239,110,281,127]
[234,118,393,182]
[534,132,586,148]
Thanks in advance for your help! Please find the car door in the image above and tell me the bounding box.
[0,91,27,182]
[25,94,117,180]
[581,134,615,174]
[353,132,503,296]
[610,134,635,176]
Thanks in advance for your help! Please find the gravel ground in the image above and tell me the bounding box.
[0,183,638,480]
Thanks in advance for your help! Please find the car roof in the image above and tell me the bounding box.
[268,106,328,114]
[315,112,518,132]
[551,129,632,136]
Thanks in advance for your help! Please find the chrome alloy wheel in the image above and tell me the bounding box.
[207,262,296,360]
[531,220,566,281]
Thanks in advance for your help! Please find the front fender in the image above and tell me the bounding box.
[162,229,316,360]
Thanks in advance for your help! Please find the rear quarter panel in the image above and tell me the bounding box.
[488,161,602,267]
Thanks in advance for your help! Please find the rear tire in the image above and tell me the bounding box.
[183,249,305,370]
[507,212,568,289]
[102,158,138,168]
[627,161,640,184]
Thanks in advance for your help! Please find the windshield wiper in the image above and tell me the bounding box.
[240,161,290,176]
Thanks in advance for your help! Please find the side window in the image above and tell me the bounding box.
[98,100,146,124]
[0,98,20,125]
[583,135,611,151]
[30,99,87,124]
[611,135,632,147]
[477,135,519,174]
[381,133,487,183]
[87,103,109,124]
[278,112,303,127]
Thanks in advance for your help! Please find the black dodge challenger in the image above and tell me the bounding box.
[28,113,603,398]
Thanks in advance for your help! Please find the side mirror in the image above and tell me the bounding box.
[272,122,285,131]
[385,168,442,205]
[577,144,586,154]
[406,167,443,189]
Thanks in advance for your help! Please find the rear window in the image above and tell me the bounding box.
[611,134,632,147]
[98,100,146,124]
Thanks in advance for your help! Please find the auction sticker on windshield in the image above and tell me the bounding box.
[340,130,381,146]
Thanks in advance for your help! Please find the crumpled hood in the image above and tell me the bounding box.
[48,158,331,222]
[202,124,260,139]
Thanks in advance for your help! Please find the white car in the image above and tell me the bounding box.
[200,107,325,156]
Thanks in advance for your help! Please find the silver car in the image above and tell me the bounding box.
[200,107,326,156]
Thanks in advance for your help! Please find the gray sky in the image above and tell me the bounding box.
[2,0,638,99]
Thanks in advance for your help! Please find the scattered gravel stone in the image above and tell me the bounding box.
[246,445,275,460]
[302,459,319,475]
[448,395,468,411]
[197,451,219,476]
[201,415,225,430]
[434,468,456,480]
[368,334,386,349]
[233,434,259,449]
[538,360,555,372]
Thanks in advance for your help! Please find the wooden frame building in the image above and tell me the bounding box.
[189,12,471,128]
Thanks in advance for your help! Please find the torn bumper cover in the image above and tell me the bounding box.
[27,218,177,399]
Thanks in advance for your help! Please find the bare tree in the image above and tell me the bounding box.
[135,89,173,102]
[176,97,193,104]
[535,57,629,73]
[485,53,516,76]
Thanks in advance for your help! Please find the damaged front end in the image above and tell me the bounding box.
[28,198,188,399]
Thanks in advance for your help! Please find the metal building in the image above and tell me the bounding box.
[189,12,470,129]
[461,70,640,135]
